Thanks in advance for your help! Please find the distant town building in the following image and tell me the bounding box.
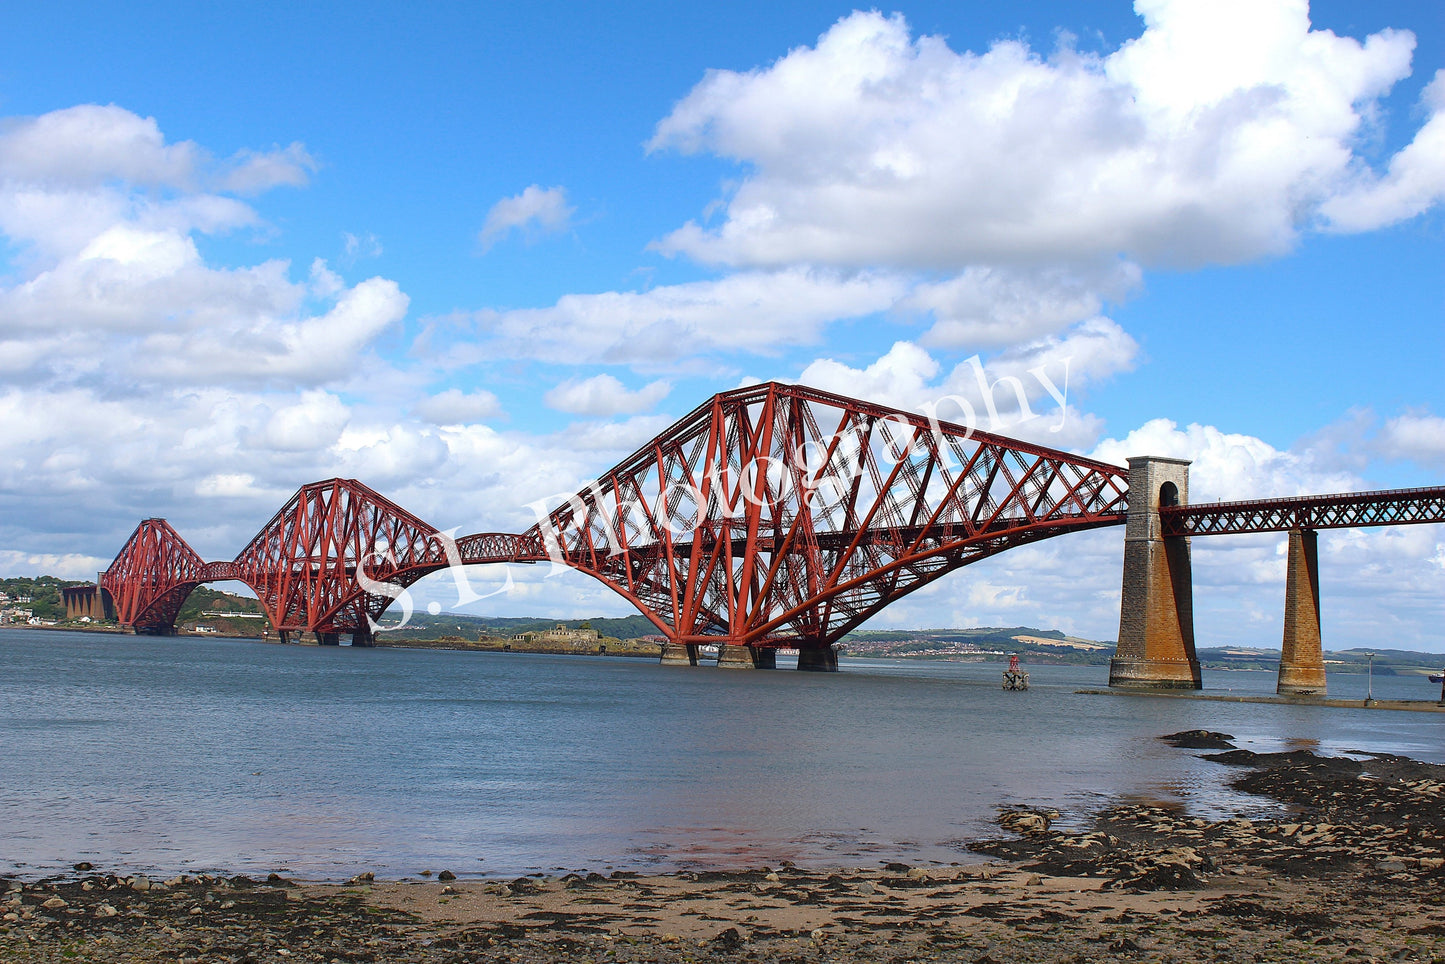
[511,623,601,642]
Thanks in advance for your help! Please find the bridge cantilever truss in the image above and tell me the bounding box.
[97,382,1131,646]
[95,382,1445,659]
[519,382,1130,647]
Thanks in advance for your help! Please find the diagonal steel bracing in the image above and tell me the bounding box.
[100,382,1135,642]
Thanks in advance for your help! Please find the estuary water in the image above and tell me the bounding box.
[2,629,1441,881]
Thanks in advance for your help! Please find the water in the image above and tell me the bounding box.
[2,629,1441,881]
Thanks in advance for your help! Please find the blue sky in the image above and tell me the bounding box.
[1,1,1442,649]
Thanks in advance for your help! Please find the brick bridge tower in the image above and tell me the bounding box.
[1109,457,1202,689]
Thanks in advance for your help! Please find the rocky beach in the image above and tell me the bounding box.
[4,733,1444,963]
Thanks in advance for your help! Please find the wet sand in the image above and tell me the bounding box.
[5,733,1444,962]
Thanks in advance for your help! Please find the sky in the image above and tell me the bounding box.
[1,0,1442,650]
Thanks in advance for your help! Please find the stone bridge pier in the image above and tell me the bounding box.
[1109,457,1202,689]
[1277,528,1326,695]
[660,640,838,671]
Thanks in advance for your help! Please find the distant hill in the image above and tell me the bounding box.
[840,627,1114,665]
[0,575,83,621]
[9,572,1444,673]
[372,611,660,643]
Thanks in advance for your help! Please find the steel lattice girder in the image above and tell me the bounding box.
[230,479,453,632]
[98,385,1133,641]
[1161,486,1445,537]
[99,519,207,629]
[98,385,1445,644]
[518,382,1131,645]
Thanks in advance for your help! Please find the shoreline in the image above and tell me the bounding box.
[1079,687,1445,713]
[6,735,1444,962]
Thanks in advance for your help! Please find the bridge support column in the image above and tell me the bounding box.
[1109,457,1201,690]
[316,632,341,646]
[278,629,294,645]
[660,642,699,666]
[351,625,376,648]
[796,645,839,672]
[717,644,776,669]
[1277,528,1326,696]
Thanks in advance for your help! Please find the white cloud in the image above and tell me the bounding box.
[0,104,200,188]
[1376,412,1445,468]
[797,341,940,412]
[0,550,111,581]
[650,4,1434,271]
[1321,71,1445,230]
[342,231,383,262]
[0,105,402,391]
[412,388,505,425]
[543,374,671,416]
[477,184,575,251]
[261,391,352,452]
[904,262,1142,348]
[547,414,677,454]
[471,267,907,365]
[1091,418,1360,503]
[794,317,1136,450]
[220,142,317,194]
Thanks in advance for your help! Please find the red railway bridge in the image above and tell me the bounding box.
[69,382,1444,692]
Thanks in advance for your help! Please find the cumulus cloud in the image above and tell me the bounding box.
[543,374,671,416]
[0,104,201,189]
[795,317,1136,449]
[1321,71,1445,230]
[468,267,906,365]
[649,3,1435,271]
[0,104,403,392]
[261,391,352,452]
[1091,418,1361,502]
[1376,412,1445,468]
[0,550,111,581]
[220,141,318,194]
[478,184,575,251]
[904,262,1142,349]
[547,414,677,454]
[412,388,505,425]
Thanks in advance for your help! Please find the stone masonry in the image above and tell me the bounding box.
[1108,457,1202,689]
[1277,528,1327,695]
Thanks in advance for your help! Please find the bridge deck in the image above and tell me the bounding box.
[1161,485,1445,536]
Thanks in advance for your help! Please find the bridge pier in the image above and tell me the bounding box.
[1109,457,1202,690]
[660,642,699,666]
[796,645,839,672]
[62,583,112,621]
[351,625,376,648]
[717,644,776,669]
[316,632,341,646]
[1277,528,1326,696]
